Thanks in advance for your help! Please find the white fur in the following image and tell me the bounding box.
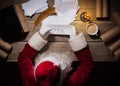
[69,32,87,51]
[28,32,47,51]
[34,51,77,82]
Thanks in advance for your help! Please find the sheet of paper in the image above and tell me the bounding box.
[42,15,75,25]
[42,0,79,25]
[48,25,76,35]
[22,0,48,16]
[35,3,48,13]
[56,2,79,18]
[62,0,75,2]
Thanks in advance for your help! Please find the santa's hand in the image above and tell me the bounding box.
[39,25,52,39]
[69,32,87,52]
[28,25,52,51]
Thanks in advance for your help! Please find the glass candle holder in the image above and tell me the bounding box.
[80,12,91,22]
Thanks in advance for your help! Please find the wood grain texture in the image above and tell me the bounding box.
[0,0,117,62]
[7,41,115,62]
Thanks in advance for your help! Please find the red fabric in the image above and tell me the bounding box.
[17,44,37,86]
[18,43,93,86]
[35,61,60,86]
[63,46,93,86]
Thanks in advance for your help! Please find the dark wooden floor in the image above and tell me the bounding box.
[0,61,120,86]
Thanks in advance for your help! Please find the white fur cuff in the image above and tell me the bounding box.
[69,33,87,52]
[28,32,47,51]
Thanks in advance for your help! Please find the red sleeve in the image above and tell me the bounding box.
[64,46,93,86]
[17,43,37,86]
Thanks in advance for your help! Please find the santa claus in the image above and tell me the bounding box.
[17,25,93,86]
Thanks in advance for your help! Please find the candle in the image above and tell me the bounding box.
[83,12,91,20]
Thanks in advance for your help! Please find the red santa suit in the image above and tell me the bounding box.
[17,32,93,86]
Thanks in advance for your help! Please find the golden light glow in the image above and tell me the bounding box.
[83,12,91,20]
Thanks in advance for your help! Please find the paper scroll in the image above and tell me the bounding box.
[114,48,120,59]
[96,0,108,18]
[100,25,120,43]
[0,38,12,60]
[108,39,120,52]
[96,0,102,18]
[0,38,12,53]
[102,0,108,17]
[0,49,8,60]
[99,9,120,60]
[112,11,120,26]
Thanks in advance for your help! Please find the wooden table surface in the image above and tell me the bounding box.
[7,20,116,62]
[4,0,117,62]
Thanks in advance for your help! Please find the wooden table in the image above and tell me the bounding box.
[3,0,117,62]
[7,20,116,62]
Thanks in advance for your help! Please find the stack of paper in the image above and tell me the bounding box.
[42,0,79,25]
[22,0,79,24]
[22,0,80,35]
[22,0,48,16]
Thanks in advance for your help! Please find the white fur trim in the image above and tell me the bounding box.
[28,32,47,51]
[69,32,87,52]
[34,51,77,70]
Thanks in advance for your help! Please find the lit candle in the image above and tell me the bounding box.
[83,12,91,20]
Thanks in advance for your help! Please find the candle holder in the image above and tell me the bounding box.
[80,12,91,22]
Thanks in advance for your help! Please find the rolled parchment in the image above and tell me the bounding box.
[112,11,120,26]
[102,0,108,18]
[96,0,103,18]
[0,38,12,53]
[0,49,8,60]
[114,48,120,60]
[108,39,120,52]
[100,25,120,43]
